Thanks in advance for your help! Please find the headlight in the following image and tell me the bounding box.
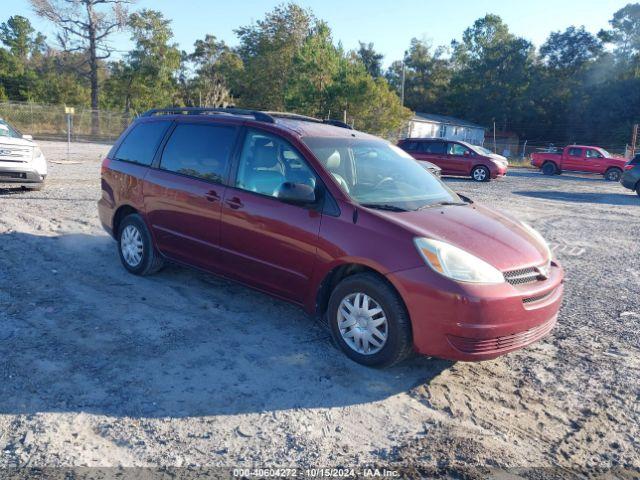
[32,147,43,159]
[520,222,551,261]
[414,238,504,284]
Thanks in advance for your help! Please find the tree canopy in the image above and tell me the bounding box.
[0,2,639,145]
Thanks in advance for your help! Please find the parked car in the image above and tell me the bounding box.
[531,145,627,181]
[621,154,640,196]
[99,108,563,367]
[420,159,441,177]
[0,118,47,190]
[397,138,508,182]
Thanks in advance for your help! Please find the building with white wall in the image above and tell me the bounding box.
[406,112,486,146]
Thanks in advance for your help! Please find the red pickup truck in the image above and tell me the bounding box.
[531,145,627,181]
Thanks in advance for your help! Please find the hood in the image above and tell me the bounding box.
[608,156,628,167]
[376,203,548,271]
[0,135,35,148]
[489,153,509,164]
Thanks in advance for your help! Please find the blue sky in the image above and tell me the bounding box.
[9,0,631,66]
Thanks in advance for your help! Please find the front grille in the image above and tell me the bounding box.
[447,316,557,354]
[523,288,557,305]
[0,172,26,179]
[504,266,540,285]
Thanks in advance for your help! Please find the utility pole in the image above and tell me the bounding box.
[630,124,637,156]
[493,121,497,154]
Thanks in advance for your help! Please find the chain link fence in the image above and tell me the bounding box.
[0,101,134,143]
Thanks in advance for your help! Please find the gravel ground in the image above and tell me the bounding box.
[0,141,638,476]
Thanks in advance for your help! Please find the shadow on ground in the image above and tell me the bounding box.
[513,190,637,206]
[0,231,452,418]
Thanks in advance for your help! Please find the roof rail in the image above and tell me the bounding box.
[141,107,275,123]
[140,107,354,130]
[266,111,353,130]
[322,119,353,130]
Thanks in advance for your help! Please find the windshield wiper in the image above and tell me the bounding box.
[361,203,409,212]
[417,201,467,210]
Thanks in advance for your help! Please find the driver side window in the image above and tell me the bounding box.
[448,143,470,156]
[236,130,317,198]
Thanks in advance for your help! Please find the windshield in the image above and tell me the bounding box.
[474,145,495,156]
[303,136,461,211]
[0,120,22,138]
[599,148,611,158]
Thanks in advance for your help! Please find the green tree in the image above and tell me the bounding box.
[104,9,181,113]
[30,0,132,133]
[448,14,534,134]
[234,3,316,109]
[356,41,383,78]
[540,26,602,73]
[386,38,451,113]
[184,34,242,107]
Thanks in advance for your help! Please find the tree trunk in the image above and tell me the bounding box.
[87,2,99,137]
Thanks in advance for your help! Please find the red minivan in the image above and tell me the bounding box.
[398,138,509,181]
[99,108,563,367]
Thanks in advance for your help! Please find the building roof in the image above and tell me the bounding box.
[412,112,485,130]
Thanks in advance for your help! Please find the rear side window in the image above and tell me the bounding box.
[401,141,419,151]
[114,121,171,165]
[160,123,237,183]
[630,154,640,165]
[421,141,446,154]
[568,148,583,157]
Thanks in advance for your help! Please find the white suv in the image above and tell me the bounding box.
[0,118,47,190]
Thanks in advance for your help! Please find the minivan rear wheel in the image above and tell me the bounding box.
[327,273,413,368]
[117,214,164,275]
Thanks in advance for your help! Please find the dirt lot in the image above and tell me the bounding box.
[0,141,638,475]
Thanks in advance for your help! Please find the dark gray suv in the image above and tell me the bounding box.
[621,154,640,197]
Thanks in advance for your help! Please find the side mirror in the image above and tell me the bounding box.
[463,151,470,157]
[22,134,33,140]
[275,182,316,205]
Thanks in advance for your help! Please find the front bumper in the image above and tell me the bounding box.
[621,170,639,190]
[387,261,564,361]
[0,166,45,184]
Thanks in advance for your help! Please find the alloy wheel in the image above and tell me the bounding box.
[473,167,487,181]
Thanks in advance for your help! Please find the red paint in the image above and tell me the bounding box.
[397,138,508,179]
[99,114,564,362]
[531,145,627,176]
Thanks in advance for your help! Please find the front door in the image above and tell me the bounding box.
[584,148,605,173]
[144,121,238,271]
[219,128,322,303]
[446,142,472,175]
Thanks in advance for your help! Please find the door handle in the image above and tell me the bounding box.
[205,190,220,202]
[225,196,243,210]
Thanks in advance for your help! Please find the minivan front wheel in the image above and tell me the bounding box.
[117,214,164,275]
[327,273,413,368]
[471,166,490,182]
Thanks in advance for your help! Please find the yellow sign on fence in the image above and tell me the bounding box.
[64,106,75,115]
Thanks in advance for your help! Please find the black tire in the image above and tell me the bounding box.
[542,162,557,175]
[327,273,413,368]
[604,167,622,182]
[471,165,490,182]
[117,213,164,276]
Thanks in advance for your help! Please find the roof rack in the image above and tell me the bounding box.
[140,107,353,130]
[266,112,353,130]
[141,107,275,123]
